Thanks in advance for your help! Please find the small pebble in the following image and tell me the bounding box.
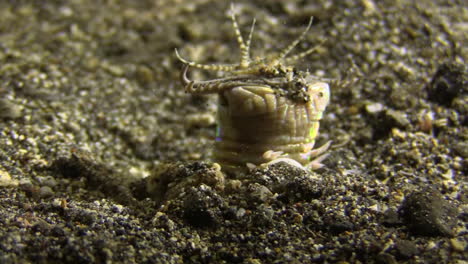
[394,239,418,260]
[0,99,22,119]
[248,183,273,203]
[136,65,155,85]
[365,102,384,114]
[0,169,18,187]
[39,186,54,198]
[385,109,410,128]
[450,238,466,252]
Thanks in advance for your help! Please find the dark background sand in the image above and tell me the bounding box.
[0,0,466,263]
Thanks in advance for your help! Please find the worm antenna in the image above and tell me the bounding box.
[230,4,248,60]
[240,18,256,68]
[275,16,314,62]
[284,39,326,64]
[175,48,239,72]
[180,64,192,86]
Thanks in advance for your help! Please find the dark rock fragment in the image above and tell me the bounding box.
[376,253,398,264]
[381,208,402,227]
[277,174,324,203]
[328,219,354,235]
[250,205,275,228]
[51,149,136,205]
[399,188,458,237]
[363,103,410,140]
[393,239,418,260]
[427,63,467,106]
[183,185,224,228]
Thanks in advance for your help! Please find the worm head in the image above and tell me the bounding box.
[307,81,330,117]
[175,4,326,89]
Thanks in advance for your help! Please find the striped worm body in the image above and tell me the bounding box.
[176,5,331,173]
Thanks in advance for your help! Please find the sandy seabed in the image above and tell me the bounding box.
[0,1,466,263]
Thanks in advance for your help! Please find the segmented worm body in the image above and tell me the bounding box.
[176,5,331,173]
